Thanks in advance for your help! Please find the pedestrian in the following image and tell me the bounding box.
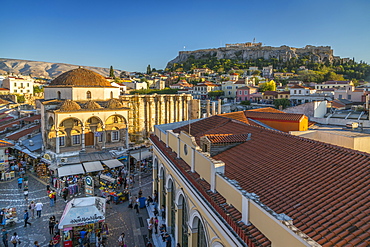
[54,220,60,235]
[29,201,35,218]
[62,188,68,202]
[118,232,125,246]
[134,198,139,214]
[23,175,28,187]
[10,232,20,247]
[34,240,40,247]
[49,191,54,207]
[79,229,87,247]
[146,240,153,247]
[35,201,43,218]
[49,217,55,235]
[52,233,61,247]
[2,228,8,247]
[159,224,166,242]
[161,205,166,220]
[148,218,153,239]
[128,196,133,209]
[153,207,159,217]
[0,209,4,226]
[53,190,57,204]
[47,240,53,247]
[165,233,172,247]
[17,177,23,189]
[176,243,181,247]
[23,186,29,201]
[154,216,159,234]
[23,210,31,227]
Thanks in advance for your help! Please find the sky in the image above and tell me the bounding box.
[1,0,369,72]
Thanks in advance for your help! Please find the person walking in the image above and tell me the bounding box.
[118,232,125,246]
[154,216,159,234]
[2,228,8,247]
[165,233,172,247]
[35,201,43,218]
[62,188,68,202]
[34,241,40,247]
[10,232,20,247]
[54,220,60,235]
[52,233,61,247]
[0,208,4,226]
[23,210,32,227]
[23,186,29,201]
[29,201,35,218]
[134,198,139,214]
[148,218,153,239]
[17,177,23,189]
[49,191,54,207]
[161,205,166,220]
[49,217,55,235]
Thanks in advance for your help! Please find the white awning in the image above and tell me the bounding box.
[58,164,85,177]
[102,159,123,168]
[83,161,104,173]
[59,197,106,229]
[130,150,152,161]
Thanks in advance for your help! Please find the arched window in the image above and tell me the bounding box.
[110,91,113,99]
[197,218,207,247]
[87,91,91,99]
[57,91,61,100]
[181,197,188,247]
[170,180,176,233]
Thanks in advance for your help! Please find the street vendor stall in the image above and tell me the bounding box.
[59,197,107,247]
[99,174,128,204]
[58,164,85,178]
[101,159,123,169]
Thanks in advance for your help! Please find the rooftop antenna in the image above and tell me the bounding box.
[253,37,256,43]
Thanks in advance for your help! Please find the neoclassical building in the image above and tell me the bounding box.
[150,112,369,246]
[39,68,129,154]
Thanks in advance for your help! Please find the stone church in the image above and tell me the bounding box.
[38,68,130,154]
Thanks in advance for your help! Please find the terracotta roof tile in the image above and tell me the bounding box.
[205,133,250,143]
[6,124,41,141]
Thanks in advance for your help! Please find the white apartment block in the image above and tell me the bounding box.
[2,76,34,94]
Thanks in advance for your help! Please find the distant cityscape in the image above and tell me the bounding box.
[0,42,369,247]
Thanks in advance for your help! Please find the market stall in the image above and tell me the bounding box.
[99,174,128,204]
[82,161,104,173]
[58,164,85,178]
[59,197,107,247]
[101,159,123,169]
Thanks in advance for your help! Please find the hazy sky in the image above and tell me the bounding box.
[2,0,369,72]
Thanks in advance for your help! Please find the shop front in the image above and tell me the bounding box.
[59,197,107,247]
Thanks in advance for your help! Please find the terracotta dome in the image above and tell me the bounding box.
[49,68,113,87]
[83,100,102,110]
[106,98,123,109]
[59,100,81,111]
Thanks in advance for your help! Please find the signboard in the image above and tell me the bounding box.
[85,176,94,196]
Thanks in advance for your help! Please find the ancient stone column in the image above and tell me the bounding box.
[212,101,216,116]
[55,130,60,154]
[206,100,211,117]
[218,99,222,114]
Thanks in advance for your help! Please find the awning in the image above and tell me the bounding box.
[82,161,104,173]
[59,197,106,229]
[58,164,85,177]
[102,159,123,168]
[130,150,152,161]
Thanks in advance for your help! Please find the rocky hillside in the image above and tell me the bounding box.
[0,58,127,79]
[167,44,343,68]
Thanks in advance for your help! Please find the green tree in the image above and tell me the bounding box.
[274,98,291,109]
[259,80,276,92]
[33,86,43,94]
[208,90,224,99]
[109,66,115,78]
[147,65,152,74]
[252,70,261,76]
[17,95,25,103]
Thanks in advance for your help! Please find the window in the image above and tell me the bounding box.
[27,90,30,93]
[59,136,65,146]
[57,91,61,100]
[299,90,301,94]
[294,90,297,94]
[110,91,113,99]
[21,83,24,88]
[226,86,232,89]
[228,91,231,95]
[98,133,103,142]
[27,83,29,87]
[14,83,16,87]
[348,95,351,100]
[72,135,81,145]
[339,95,342,99]
[14,90,17,93]
[239,91,242,95]
[112,131,119,141]
[87,91,91,99]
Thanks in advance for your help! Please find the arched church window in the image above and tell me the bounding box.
[87,91,91,99]
[57,91,61,100]
[110,91,113,99]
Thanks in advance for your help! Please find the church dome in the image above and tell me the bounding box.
[59,100,81,111]
[83,100,102,110]
[106,98,123,109]
[49,68,113,87]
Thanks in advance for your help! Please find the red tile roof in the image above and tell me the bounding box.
[205,133,250,143]
[243,111,305,122]
[6,124,41,141]
[170,116,370,246]
[23,115,41,122]
[247,107,284,113]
